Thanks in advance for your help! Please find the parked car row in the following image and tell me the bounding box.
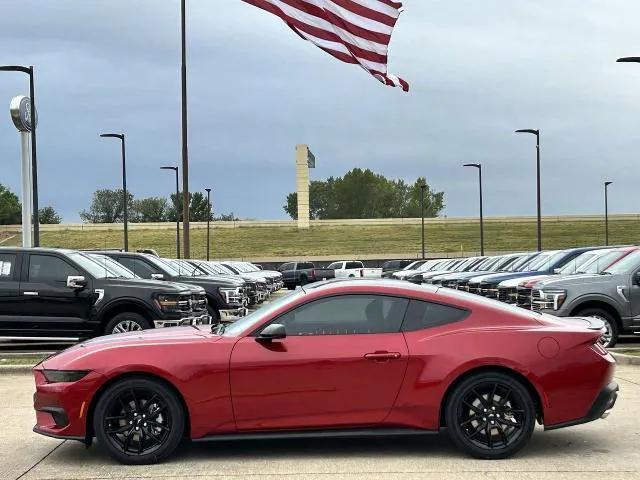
[388,246,640,348]
[0,247,283,342]
[277,260,382,289]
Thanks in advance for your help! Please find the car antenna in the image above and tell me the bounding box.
[300,282,307,294]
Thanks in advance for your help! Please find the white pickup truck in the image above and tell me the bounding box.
[317,261,382,279]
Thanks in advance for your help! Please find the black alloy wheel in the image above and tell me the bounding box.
[445,372,536,459]
[94,377,184,464]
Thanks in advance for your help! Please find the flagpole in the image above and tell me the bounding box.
[181,0,191,258]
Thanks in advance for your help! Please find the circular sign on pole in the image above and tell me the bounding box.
[10,95,37,132]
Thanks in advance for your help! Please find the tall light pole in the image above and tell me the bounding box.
[0,65,40,245]
[180,0,191,258]
[420,184,427,259]
[161,166,181,259]
[100,133,128,251]
[205,188,212,261]
[463,163,484,255]
[515,129,542,251]
[617,57,640,64]
[604,181,613,246]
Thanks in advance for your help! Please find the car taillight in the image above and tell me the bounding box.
[591,342,609,356]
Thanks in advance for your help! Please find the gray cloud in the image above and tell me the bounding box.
[0,0,639,221]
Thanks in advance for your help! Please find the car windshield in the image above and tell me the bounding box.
[69,252,119,279]
[196,262,223,275]
[227,263,251,273]
[558,251,599,274]
[495,255,522,271]
[471,257,495,271]
[147,256,181,276]
[220,289,305,336]
[578,251,623,274]
[508,253,540,272]
[327,262,341,269]
[404,260,426,270]
[603,250,640,275]
[210,262,236,275]
[526,251,565,272]
[171,260,206,276]
[88,254,137,278]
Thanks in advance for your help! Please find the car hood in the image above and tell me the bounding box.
[99,277,196,294]
[478,271,541,285]
[434,271,495,282]
[499,274,552,288]
[534,273,624,290]
[241,272,276,282]
[175,275,245,287]
[40,326,220,370]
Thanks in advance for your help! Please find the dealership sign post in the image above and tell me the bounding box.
[10,95,37,248]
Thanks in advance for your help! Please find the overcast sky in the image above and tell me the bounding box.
[1,0,639,221]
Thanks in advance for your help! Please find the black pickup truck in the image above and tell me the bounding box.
[98,252,249,322]
[0,247,209,341]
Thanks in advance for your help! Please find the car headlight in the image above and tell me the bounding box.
[42,370,89,383]
[155,294,188,313]
[219,287,242,303]
[540,290,567,310]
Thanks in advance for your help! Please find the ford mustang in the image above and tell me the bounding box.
[32,280,618,464]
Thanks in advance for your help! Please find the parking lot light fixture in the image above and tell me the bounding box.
[605,181,613,246]
[161,166,181,258]
[515,128,542,251]
[617,57,640,63]
[0,65,40,245]
[100,134,128,252]
[205,188,212,261]
[463,163,484,256]
[420,184,427,259]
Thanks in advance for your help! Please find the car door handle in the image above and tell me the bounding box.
[23,291,39,296]
[364,351,402,361]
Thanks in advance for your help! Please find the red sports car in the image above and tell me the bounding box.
[32,280,618,464]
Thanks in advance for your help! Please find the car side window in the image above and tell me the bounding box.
[117,257,157,279]
[0,253,17,281]
[28,254,79,284]
[276,295,409,336]
[347,261,362,269]
[401,299,469,332]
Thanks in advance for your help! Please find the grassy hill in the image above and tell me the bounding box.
[2,218,639,259]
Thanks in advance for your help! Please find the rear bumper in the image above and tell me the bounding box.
[545,381,619,431]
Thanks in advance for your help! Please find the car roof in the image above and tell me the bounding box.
[0,247,76,255]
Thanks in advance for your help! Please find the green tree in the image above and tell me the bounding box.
[0,184,21,225]
[131,197,168,222]
[80,189,133,223]
[167,192,213,222]
[38,206,62,224]
[283,169,445,220]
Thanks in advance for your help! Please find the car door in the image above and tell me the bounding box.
[230,294,410,431]
[18,253,95,338]
[630,266,640,323]
[0,252,24,336]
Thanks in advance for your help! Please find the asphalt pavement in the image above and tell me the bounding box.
[3,365,640,480]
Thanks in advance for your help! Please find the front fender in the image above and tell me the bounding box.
[564,293,626,318]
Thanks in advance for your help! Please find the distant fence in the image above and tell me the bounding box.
[1,214,638,233]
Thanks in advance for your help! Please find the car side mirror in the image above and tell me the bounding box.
[151,273,165,280]
[67,275,87,290]
[257,323,286,343]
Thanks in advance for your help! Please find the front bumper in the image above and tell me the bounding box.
[545,382,619,430]
[219,307,249,322]
[153,314,211,328]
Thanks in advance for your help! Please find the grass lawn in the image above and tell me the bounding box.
[0,356,46,366]
[2,218,639,259]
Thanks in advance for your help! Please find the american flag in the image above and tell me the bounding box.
[242,0,409,92]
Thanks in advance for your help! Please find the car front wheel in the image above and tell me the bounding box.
[105,312,151,335]
[94,377,185,465]
[445,372,536,459]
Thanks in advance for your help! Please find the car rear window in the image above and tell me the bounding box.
[401,299,469,332]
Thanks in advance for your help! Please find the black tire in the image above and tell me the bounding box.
[445,372,536,460]
[207,305,221,324]
[93,377,185,465]
[574,307,619,348]
[104,312,151,335]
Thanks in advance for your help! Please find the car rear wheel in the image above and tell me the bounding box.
[94,377,185,465]
[445,372,536,459]
[574,308,619,348]
[105,313,151,335]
